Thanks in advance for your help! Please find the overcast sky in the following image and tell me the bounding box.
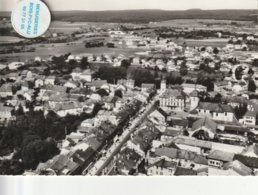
[1,0,257,11]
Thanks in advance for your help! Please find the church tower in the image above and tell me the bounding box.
[160,79,166,92]
[189,90,200,111]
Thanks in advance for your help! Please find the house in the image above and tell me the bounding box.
[147,110,167,132]
[148,110,167,126]
[243,110,256,126]
[190,117,217,140]
[207,150,234,168]
[0,104,13,122]
[198,161,252,176]
[167,116,188,130]
[196,102,235,122]
[102,96,116,110]
[223,160,253,176]
[36,155,80,175]
[115,146,145,175]
[90,80,108,91]
[147,159,177,176]
[0,64,7,70]
[35,78,45,88]
[64,81,79,89]
[8,62,25,70]
[0,84,13,97]
[97,110,119,126]
[141,83,155,93]
[189,90,200,111]
[80,119,96,128]
[227,96,248,108]
[71,68,83,81]
[134,92,149,104]
[50,102,84,117]
[80,69,93,82]
[171,136,212,155]
[159,89,186,111]
[214,81,232,93]
[159,80,167,93]
[181,83,207,95]
[117,79,135,89]
[45,76,56,85]
[241,144,258,158]
[174,167,197,176]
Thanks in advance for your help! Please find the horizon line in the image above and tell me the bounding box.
[0,8,257,12]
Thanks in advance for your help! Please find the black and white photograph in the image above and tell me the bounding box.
[1,0,258,178]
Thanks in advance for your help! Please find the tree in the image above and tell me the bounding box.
[248,79,257,92]
[115,90,123,98]
[234,104,248,120]
[180,67,188,76]
[52,55,66,69]
[213,47,219,54]
[213,93,222,103]
[80,57,89,69]
[248,68,254,75]
[235,67,243,80]
[21,138,59,169]
[121,59,131,69]
[107,42,115,48]
[180,61,188,76]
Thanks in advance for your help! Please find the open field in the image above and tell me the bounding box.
[150,19,258,34]
[49,21,119,34]
[171,37,229,47]
[0,42,148,62]
[0,36,24,43]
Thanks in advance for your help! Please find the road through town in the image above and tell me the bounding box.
[84,95,160,175]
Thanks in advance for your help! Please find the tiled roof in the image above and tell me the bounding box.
[198,102,234,113]
[0,84,12,92]
[141,83,155,89]
[160,89,186,99]
[148,158,177,169]
[191,117,217,133]
[174,167,197,176]
[223,160,253,176]
[207,150,235,162]
[92,80,108,88]
[172,136,212,149]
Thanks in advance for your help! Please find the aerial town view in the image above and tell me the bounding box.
[1,0,258,176]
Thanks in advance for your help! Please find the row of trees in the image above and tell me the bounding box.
[0,106,100,173]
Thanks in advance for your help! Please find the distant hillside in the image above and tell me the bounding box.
[1,9,257,23]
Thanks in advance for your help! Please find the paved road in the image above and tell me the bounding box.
[84,95,160,175]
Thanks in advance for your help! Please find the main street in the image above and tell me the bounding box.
[84,95,160,175]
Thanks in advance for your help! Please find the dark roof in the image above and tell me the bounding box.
[198,102,234,113]
[174,167,197,176]
[168,117,188,127]
[189,90,199,97]
[141,83,155,89]
[234,154,258,169]
[207,150,235,162]
[224,125,249,133]
[191,117,217,133]
[172,136,212,149]
[155,147,178,159]
[160,89,186,99]
[86,137,102,151]
[50,155,79,174]
[117,147,143,171]
[223,160,253,176]
[148,159,177,169]
[92,80,108,88]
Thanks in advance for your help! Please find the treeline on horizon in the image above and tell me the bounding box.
[45,9,257,23]
[0,9,257,23]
